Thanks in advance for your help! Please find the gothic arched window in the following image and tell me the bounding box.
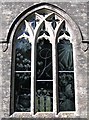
[10,3,75,115]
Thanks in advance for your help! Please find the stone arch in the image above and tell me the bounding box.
[7,2,83,44]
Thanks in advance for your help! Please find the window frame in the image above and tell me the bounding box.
[9,2,82,118]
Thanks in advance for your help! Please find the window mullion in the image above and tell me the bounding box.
[52,41,58,114]
[31,40,36,115]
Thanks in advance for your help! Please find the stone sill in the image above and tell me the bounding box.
[1,118,88,120]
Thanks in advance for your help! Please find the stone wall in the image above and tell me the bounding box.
[0,1,88,120]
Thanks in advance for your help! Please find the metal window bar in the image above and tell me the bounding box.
[58,71,74,73]
[37,80,53,81]
[15,71,31,73]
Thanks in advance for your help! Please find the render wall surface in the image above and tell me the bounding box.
[0,1,88,120]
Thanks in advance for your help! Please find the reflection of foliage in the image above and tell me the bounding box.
[57,38,73,71]
[36,38,52,80]
[59,73,75,111]
[59,73,73,87]
[15,73,31,89]
[15,52,31,71]
[15,39,31,71]
[15,38,31,112]
[16,38,31,52]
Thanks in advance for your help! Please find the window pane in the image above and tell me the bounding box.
[57,38,74,71]
[36,38,53,112]
[58,72,75,111]
[15,38,31,71]
[14,38,31,112]
[36,81,53,112]
[57,38,75,111]
[36,38,53,80]
[14,72,31,112]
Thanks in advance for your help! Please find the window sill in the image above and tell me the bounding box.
[9,111,77,118]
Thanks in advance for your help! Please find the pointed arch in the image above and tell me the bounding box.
[10,2,83,116]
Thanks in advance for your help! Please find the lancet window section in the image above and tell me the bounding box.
[14,21,32,112]
[57,21,75,111]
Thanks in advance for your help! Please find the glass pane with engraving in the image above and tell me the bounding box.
[57,39,73,71]
[14,72,31,112]
[15,38,31,71]
[14,37,31,112]
[36,38,53,80]
[58,72,75,111]
[36,38,53,112]
[57,38,75,111]
[36,81,53,112]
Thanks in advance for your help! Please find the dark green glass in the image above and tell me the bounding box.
[57,39,74,71]
[58,72,75,111]
[36,38,53,112]
[57,38,75,111]
[36,38,53,80]
[15,38,31,71]
[36,81,53,112]
[14,73,31,112]
[14,38,31,112]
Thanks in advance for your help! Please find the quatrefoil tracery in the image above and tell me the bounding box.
[17,11,71,44]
